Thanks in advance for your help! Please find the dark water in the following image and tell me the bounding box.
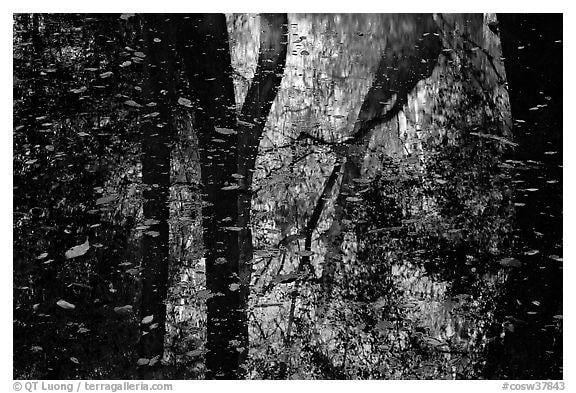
[13,13,562,380]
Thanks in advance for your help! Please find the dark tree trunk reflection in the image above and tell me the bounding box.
[176,14,244,379]
[138,15,176,375]
[176,13,287,379]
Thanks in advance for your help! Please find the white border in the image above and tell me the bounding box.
[2,3,572,392]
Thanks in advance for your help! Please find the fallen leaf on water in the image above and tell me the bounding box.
[65,239,90,259]
[124,100,142,108]
[56,299,76,310]
[177,97,192,108]
[114,305,133,317]
[215,127,237,135]
[237,120,255,128]
[137,358,149,366]
[70,86,87,94]
[141,315,154,325]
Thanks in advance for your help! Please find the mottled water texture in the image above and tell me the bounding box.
[13,13,562,380]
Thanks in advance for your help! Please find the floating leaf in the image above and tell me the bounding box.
[469,132,518,147]
[36,252,48,260]
[56,300,76,310]
[229,283,240,291]
[237,120,255,128]
[99,71,113,78]
[141,315,154,325]
[124,100,142,108]
[134,52,146,58]
[137,358,149,366]
[221,185,240,191]
[65,239,90,259]
[70,86,87,94]
[70,357,79,364]
[215,127,237,135]
[177,97,192,107]
[114,305,133,317]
